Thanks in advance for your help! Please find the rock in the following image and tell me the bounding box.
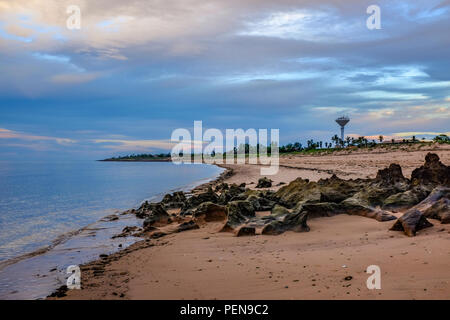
[342,164,411,209]
[412,187,450,224]
[276,176,362,208]
[47,285,68,298]
[340,198,397,222]
[247,195,276,211]
[236,226,256,237]
[181,187,218,212]
[143,204,171,228]
[423,198,450,224]
[217,184,246,205]
[411,153,450,187]
[134,201,157,218]
[271,204,290,216]
[317,175,362,203]
[299,202,341,219]
[382,187,429,210]
[262,209,310,235]
[193,202,227,221]
[390,209,434,237]
[256,177,273,188]
[177,220,200,232]
[215,183,229,192]
[221,200,255,231]
[275,178,320,208]
[112,226,141,238]
[375,164,409,187]
[161,191,186,209]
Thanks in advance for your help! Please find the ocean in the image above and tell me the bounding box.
[0,160,223,299]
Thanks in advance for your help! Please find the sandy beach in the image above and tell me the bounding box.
[57,144,450,300]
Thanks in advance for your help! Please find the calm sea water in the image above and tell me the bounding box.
[0,160,223,299]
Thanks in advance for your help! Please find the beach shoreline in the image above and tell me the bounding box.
[51,144,450,300]
[0,162,225,300]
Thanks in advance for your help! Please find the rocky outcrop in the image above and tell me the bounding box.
[161,191,186,209]
[375,164,409,188]
[142,204,171,229]
[275,178,321,208]
[271,204,290,216]
[181,187,218,213]
[411,153,450,187]
[262,209,309,235]
[217,183,246,205]
[411,187,450,224]
[126,153,448,239]
[390,186,449,236]
[340,198,397,222]
[193,202,228,222]
[390,209,433,237]
[297,202,342,219]
[275,176,362,208]
[247,195,276,211]
[221,200,255,232]
[382,187,429,210]
[256,177,273,188]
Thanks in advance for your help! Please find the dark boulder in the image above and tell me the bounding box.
[193,202,228,222]
[135,201,159,218]
[221,200,255,231]
[143,204,171,228]
[236,226,256,237]
[382,186,429,210]
[262,209,309,235]
[181,187,218,212]
[413,187,450,224]
[215,183,229,192]
[161,191,186,209]
[375,164,409,187]
[217,183,246,205]
[390,209,433,237]
[247,195,276,211]
[411,153,450,187]
[256,177,273,188]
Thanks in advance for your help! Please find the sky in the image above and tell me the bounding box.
[0,0,449,160]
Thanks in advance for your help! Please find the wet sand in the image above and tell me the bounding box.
[60,144,450,300]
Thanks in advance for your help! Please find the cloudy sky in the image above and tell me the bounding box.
[0,0,449,159]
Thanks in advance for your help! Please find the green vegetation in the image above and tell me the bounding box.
[103,135,447,161]
[104,153,171,161]
[433,134,450,144]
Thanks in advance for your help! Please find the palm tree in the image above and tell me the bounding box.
[331,135,340,147]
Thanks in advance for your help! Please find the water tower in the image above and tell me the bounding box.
[335,116,350,143]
